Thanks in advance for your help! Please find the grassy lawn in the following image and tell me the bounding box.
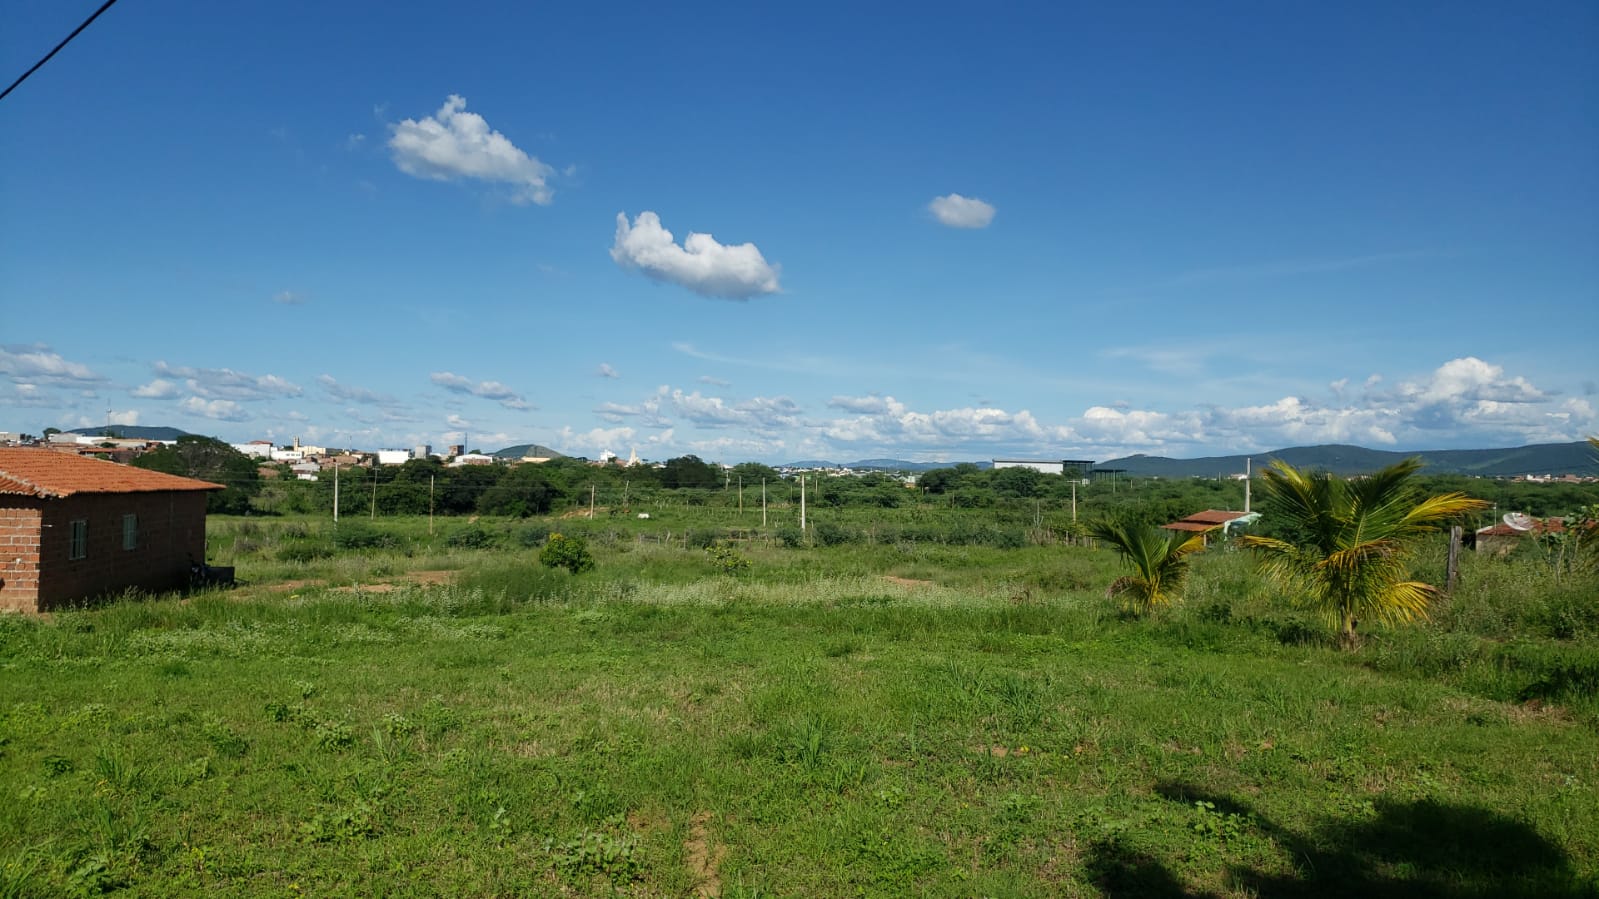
[2,521,1595,896]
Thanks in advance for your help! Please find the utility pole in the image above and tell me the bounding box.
[761,479,767,527]
[738,475,743,515]
[370,467,376,519]
[589,484,596,519]
[429,474,435,536]
[799,474,807,531]
[1071,481,1077,522]
[1244,457,1252,514]
[333,463,340,525]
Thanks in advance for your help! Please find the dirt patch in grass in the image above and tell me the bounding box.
[883,576,934,588]
[331,570,458,593]
[1508,698,1575,725]
[684,811,726,898]
[272,579,327,592]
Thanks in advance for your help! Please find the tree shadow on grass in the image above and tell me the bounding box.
[1085,782,1592,898]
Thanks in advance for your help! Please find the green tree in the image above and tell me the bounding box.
[991,465,1044,498]
[435,465,503,514]
[732,461,781,484]
[478,464,556,517]
[1238,458,1488,647]
[660,455,720,489]
[1089,519,1205,615]
[133,436,261,514]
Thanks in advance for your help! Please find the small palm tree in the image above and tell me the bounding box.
[1239,458,1487,647]
[1090,519,1206,615]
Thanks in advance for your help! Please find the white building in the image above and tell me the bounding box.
[993,459,1096,478]
[376,450,411,465]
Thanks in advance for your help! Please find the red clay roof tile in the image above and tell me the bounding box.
[0,448,223,498]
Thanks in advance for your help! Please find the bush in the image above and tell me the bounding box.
[812,519,859,547]
[446,527,498,550]
[517,522,553,547]
[706,542,751,575]
[540,533,596,574]
[332,523,406,552]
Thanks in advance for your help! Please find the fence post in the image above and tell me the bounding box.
[1446,526,1462,593]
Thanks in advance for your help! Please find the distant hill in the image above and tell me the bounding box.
[491,443,566,460]
[1099,442,1596,478]
[64,425,193,441]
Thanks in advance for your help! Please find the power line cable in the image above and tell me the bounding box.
[0,0,122,104]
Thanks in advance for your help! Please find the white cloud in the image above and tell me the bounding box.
[611,211,781,300]
[446,414,471,429]
[388,95,555,205]
[180,397,249,421]
[819,395,1046,447]
[0,346,103,385]
[109,410,139,427]
[597,363,619,379]
[828,394,892,414]
[317,374,399,407]
[429,371,532,410]
[928,193,996,229]
[272,290,305,305]
[698,375,731,387]
[4,383,55,407]
[1397,356,1544,405]
[556,425,677,457]
[131,379,181,399]
[668,389,800,432]
[154,361,302,401]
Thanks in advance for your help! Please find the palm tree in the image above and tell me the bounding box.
[1090,519,1206,615]
[1239,458,1487,647]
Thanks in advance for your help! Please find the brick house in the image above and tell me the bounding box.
[0,448,222,613]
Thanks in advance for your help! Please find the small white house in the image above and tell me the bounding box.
[376,450,411,466]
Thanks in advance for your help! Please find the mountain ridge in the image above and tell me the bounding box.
[774,441,1594,477]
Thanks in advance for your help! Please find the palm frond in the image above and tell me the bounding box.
[1242,457,1482,645]
[1090,520,1204,614]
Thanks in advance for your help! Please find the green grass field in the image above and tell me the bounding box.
[2,516,1595,896]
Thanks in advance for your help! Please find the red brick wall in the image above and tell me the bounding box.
[19,492,210,612]
[0,501,44,614]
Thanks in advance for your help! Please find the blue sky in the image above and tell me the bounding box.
[3,1,1595,463]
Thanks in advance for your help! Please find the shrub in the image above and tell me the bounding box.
[517,522,552,547]
[706,542,751,575]
[446,527,498,550]
[776,525,807,548]
[332,523,405,552]
[540,533,596,574]
[812,519,858,547]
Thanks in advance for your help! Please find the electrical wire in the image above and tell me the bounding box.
[0,0,122,104]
